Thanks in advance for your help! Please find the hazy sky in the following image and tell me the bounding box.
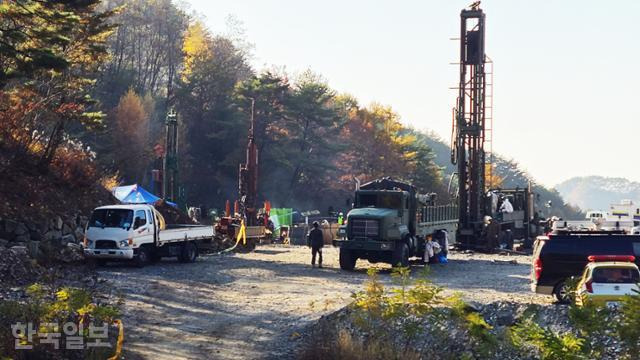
[183,0,640,187]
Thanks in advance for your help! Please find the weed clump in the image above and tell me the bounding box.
[0,283,120,359]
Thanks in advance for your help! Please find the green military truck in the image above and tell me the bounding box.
[333,178,458,270]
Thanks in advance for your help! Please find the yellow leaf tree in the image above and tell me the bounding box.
[112,89,150,183]
[486,163,504,189]
[182,21,212,81]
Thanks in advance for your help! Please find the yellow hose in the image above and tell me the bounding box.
[108,319,124,360]
[217,221,246,254]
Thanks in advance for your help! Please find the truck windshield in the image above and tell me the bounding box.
[358,194,377,207]
[356,193,402,209]
[89,209,134,229]
[379,194,402,209]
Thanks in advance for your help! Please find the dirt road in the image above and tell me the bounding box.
[97,245,550,360]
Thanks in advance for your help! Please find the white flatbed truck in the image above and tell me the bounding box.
[83,204,214,266]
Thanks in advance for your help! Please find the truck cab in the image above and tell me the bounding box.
[84,205,155,262]
[348,189,412,242]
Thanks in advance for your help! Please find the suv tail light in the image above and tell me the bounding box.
[585,279,593,293]
[533,258,543,281]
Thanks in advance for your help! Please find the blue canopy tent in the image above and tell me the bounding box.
[112,184,177,207]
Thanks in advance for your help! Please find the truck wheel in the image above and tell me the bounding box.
[134,246,150,268]
[392,243,409,268]
[179,242,198,263]
[339,248,357,271]
[553,280,572,304]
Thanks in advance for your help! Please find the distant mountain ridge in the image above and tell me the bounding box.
[555,176,640,211]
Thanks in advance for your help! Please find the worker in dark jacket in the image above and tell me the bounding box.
[307,221,324,268]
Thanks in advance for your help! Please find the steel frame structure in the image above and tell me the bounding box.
[452,6,487,247]
[163,110,179,203]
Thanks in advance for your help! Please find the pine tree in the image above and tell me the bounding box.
[0,0,119,169]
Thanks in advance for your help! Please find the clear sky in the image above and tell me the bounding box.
[183,0,640,187]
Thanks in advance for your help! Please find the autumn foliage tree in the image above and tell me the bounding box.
[334,101,445,197]
[111,89,151,183]
[486,163,504,189]
[0,0,118,171]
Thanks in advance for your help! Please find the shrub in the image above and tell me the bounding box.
[350,267,445,351]
[510,317,586,360]
[568,303,613,357]
[0,283,120,359]
[49,137,99,187]
[618,289,640,357]
[447,293,498,358]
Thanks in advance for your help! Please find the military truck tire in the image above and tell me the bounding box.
[339,248,357,271]
[392,242,409,268]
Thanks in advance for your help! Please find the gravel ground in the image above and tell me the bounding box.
[96,245,551,360]
[430,251,552,305]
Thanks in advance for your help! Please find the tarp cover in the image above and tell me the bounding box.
[112,184,177,207]
[270,208,293,237]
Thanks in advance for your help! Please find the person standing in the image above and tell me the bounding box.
[483,216,500,250]
[307,221,324,268]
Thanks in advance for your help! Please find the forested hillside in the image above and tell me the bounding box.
[0,0,580,220]
[0,0,446,217]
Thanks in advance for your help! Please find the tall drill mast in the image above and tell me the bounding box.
[452,3,487,246]
[239,99,259,226]
[163,110,179,203]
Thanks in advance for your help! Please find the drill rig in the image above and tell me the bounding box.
[238,99,259,226]
[215,100,271,250]
[452,3,536,250]
[163,110,179,204]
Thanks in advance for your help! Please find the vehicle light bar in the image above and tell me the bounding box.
[587,255,635,262]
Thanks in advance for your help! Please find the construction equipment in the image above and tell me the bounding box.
[333,177,458,270]
[163,110,179,204]
[239,99,259,227]
[215,100,272,250]
[451,3,537,250]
